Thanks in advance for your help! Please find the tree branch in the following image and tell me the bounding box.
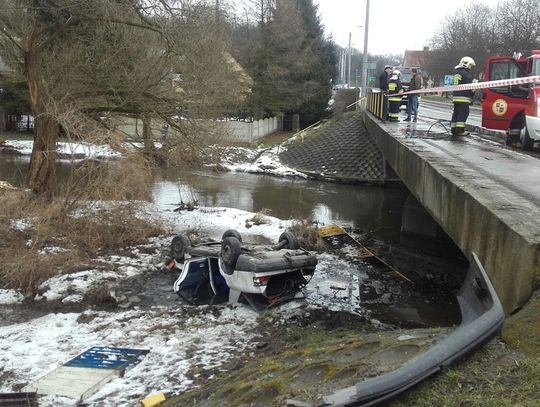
[37,15,79,49]
[0,26,26,53]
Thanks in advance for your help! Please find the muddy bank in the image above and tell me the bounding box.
[165,309,449,407]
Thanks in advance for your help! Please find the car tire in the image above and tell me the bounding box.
[521,127,534,151]
[222,229,242,242]
[221,236,241,268]
[278,231,299,250]
[170,235,191,261]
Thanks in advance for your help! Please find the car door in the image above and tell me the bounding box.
[482,58,529,130]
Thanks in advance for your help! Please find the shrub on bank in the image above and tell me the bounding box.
[0,157,164,296]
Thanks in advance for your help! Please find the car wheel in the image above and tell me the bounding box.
[221,236,241,268]
[170,235,191,261]
[222,229,242,242]
[278,231,299,250]
[521,126,534,151]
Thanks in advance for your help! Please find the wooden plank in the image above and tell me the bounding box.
[317,224,347,237]
[22,367,118,401]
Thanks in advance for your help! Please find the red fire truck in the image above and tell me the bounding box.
[482,51,540,150]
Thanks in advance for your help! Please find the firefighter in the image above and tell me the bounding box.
[451,56,476,136]
[379,65,393,118]
[387,69,403,122]
[379,65,393,91]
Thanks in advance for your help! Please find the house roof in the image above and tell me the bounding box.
[403,50,426,68]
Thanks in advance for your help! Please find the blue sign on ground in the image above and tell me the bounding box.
[64,346,149,370]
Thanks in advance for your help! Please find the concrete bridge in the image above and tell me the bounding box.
[281,108,539,314]
[361,109,540,314]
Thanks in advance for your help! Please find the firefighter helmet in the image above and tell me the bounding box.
[384,65,392,70]
[392,69,401,76]
[458,56,476,69]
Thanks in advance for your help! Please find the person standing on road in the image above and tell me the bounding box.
[379,65,393,91]
[387,69,403,122]
[451,57,476,136]
[405,68,422,122]
[379,65,393,119]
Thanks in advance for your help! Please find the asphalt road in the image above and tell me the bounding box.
[415,99,540,155]
[417,99,482,127]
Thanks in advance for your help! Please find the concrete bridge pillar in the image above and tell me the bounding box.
[400,194,465,259]
[401,193,440,239]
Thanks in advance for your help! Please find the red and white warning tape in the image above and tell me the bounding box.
[395,75,540,96]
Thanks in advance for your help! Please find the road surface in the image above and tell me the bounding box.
[417,99,482,127]
[414,99,540,155]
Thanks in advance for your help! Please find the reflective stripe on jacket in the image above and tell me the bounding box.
[387,79,402,101]
[452,66,474,104]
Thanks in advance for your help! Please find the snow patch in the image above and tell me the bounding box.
[0,289,24,304]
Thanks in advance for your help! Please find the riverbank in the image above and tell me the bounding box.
[1,134,538,406]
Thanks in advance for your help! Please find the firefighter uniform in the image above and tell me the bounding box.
[387,72,402,122]
[451,60,475,135]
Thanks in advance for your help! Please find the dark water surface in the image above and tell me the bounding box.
[2,158,408,243]
[153,169,410,242]
[2,156,409,241]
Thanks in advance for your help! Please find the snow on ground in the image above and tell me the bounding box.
[2,140,123,159]
[2,139,304,179]
[222,146,308,178]
[160,205,295,242]
[1,305,258,406]
[0,205,363,406]
[0,289,24,304]
[0,138,367,405]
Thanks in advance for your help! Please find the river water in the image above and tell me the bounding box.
[1,156,409,241]
[153,169,410,242]
[1,155,463,327]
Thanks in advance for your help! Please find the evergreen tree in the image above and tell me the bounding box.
[232,0,337,124]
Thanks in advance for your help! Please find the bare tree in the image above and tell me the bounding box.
[428,0,540,83]
[0,0,250,197]
[428,3,495,81]
[494,0,540,53]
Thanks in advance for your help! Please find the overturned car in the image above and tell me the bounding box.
[164,230,317,311]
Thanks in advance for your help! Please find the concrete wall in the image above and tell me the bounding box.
[223,117,279,143]
[363,111,539,314]
[115,116,279,143]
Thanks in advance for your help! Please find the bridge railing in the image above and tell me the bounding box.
[365,90,387,121]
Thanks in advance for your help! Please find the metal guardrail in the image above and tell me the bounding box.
[365,90,387,121]
[321,252,504,406]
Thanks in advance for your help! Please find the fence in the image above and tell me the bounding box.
[223,117,279,143]
[2,114,34,132]
[116,116,279,143]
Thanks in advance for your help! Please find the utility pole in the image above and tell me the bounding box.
[339,51,342,83]
[360,0,370,96]
[348,32,352,87]
[340,51,346,84]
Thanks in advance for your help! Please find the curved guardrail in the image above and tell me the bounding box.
[320,252,504,406]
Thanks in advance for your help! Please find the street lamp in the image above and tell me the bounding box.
[348,32,352,87]
[360,0,370,97]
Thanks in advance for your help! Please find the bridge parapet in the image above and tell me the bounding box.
[365,90,387,121]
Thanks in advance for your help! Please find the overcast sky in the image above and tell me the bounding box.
[315,0,499,55]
